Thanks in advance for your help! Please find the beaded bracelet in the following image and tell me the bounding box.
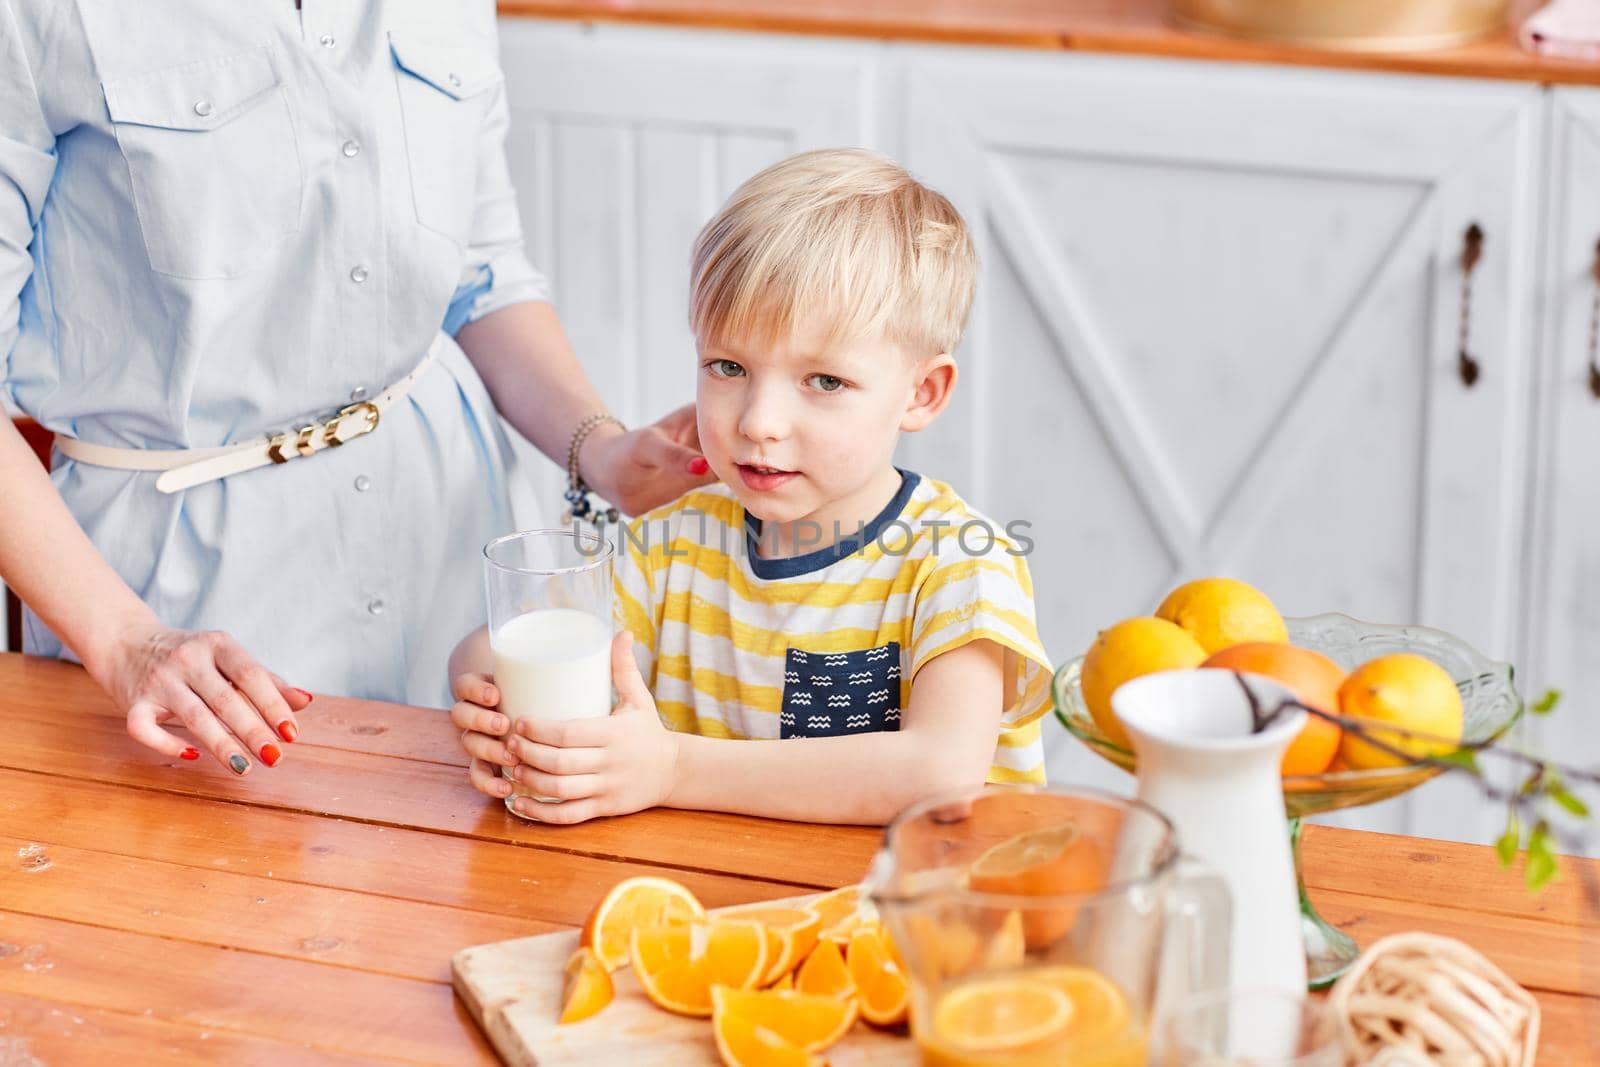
[564,412,625,532]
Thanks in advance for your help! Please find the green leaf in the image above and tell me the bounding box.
[1548,781,1591,819]
[1495,813,1520,868]
[1435,749,1481,774]
[1531,689,1562,716]
[1525,823,1558,892]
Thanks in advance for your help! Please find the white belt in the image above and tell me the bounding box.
[55,337,442,494]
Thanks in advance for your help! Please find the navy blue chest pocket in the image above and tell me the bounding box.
[780,642,902,739]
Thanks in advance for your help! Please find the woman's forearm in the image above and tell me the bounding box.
[0,418,159,668]
[665,730,978,825]
[455,301,624,483]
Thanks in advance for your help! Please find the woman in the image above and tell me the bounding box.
[0,1,707,774]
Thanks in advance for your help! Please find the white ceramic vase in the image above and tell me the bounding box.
[1113,668,1310,1008]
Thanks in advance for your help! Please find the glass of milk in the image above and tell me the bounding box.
[482,529,614,814]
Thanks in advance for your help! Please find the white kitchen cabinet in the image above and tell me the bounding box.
[494,21,880,510]
[1524,87,1600,836]
[494,18,1569,846]
[894,49,1544,843]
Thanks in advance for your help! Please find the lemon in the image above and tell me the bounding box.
[1156,577,1287,654]
[1080,617,1207,749]
[1337,653,1464,769]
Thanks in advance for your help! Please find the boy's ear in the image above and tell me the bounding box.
[901,354,958,433]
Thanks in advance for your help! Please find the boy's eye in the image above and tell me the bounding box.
[807,374,846,393]
[709,359,745,378]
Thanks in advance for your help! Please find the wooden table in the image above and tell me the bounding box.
[1,653,1594,1062]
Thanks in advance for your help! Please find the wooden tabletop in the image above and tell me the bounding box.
[497,0,1600,86]
[0,651,1594,1062]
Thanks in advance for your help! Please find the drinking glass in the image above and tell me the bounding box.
[483,529,614,813]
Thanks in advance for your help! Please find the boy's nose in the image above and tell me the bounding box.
[737,390,789,442]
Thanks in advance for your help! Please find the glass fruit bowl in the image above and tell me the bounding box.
[1052,611,1523,987]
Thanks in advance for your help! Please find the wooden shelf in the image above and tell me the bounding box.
[497,0,1600,85]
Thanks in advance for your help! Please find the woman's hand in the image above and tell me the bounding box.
[89,622,312,774]
[503,632,678,825]
[451,671,518,802]
[581,403,715,516]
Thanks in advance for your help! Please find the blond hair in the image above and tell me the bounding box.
[690,148,976,356]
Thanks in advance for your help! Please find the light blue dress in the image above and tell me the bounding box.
[0,0,547,706]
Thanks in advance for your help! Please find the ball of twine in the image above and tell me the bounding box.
[1327,932,1539,1067]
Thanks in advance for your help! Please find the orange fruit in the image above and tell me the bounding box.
[794,938,855,999]
[1080,617,1207,749]
[967,823,1107,949]
[712,985,859,1053]
[771,972,794,992]
[1155,577,1287,654]
[631,918,770,1017]
[846,925,910,1027]
[1338,653,1464,769]
[722,905,823,986]
[581,876,705,971]
[557,945,614,1024]
[930,973,1074,1054]
[898,908,1026,983]
[1202,642,1345,776]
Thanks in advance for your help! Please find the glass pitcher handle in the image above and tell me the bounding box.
[1155,856,1232,1025]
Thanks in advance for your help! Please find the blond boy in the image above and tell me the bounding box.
[452,148,1052,824]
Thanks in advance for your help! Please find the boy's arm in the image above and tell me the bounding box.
[449,625,494,683]
[666,639,1005,824]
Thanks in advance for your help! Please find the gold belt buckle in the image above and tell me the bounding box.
[266,401,380,464]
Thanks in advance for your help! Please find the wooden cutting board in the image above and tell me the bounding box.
[452,893,918,1065]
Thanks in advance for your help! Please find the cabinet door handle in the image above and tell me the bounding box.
[1457,222,1484,388]
[1588,238,1600,400]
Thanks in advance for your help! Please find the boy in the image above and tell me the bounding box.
[452,148,1051,824]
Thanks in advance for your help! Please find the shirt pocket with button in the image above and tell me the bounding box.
[779,643,904,740]
[389,34,501,245]
[102,46,302,280]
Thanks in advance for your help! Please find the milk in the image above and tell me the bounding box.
[491,608,613,724]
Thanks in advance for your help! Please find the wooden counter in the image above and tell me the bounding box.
[497,0,1600,85]
[1,653,1595,1061]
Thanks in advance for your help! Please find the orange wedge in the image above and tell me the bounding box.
[713,1005,824,1067]
[795,938,855,999]
[931,974,1074,1053]
[771,972,794,992]
[846,925,910,1027]
[1033,965,1133,1041]
[631,918,770,1017]
[581,876,705,971]
[557,946,613,1024]
[804,884,862,932]
[723,905,823,986]
[712,985,859,1053]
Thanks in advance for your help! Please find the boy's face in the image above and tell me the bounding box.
[695,319,953,528]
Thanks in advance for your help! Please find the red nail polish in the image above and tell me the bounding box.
[688,456,709,476]
[290,687,314,705]
[260,743,282,768]
[277,719,299,743]
[180,747,200,761]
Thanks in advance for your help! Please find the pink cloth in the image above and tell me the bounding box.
[1520,0,1600,60]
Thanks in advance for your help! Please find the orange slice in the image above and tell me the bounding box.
[1033,965,1133,1041]
[713,1005,824,1067]
[968,824,1106,949]
[771,972,794,992]
[557,946,613,1024]
[846,925,910,1027]
[794,938,855,999]
[723,905,824,986]
[712,985,859,1053]
[804,885,862,933]
[631,918,770,1017]
[581,876,705,971]
[931,974,1074,1053]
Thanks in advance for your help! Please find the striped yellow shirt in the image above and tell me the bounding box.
[614,471,1051,784]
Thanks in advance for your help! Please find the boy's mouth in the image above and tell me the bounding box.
[736,462,799,493]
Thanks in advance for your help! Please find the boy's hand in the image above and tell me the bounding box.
[450,672,517,801]
[504,632,678,824]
